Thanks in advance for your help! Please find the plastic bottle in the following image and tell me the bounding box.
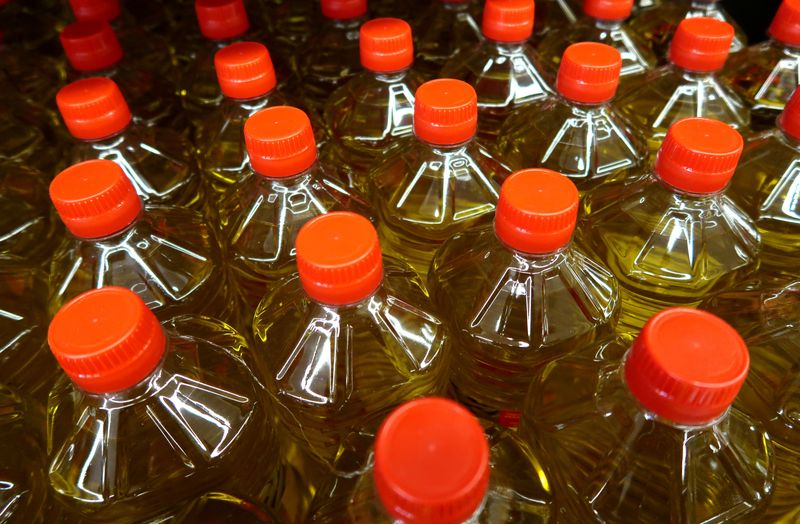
[628,0,747,59]
[261,0,316,69]
[519,307,773,523]
[413,0,483,78]
[616,17,749,154]
[441,0,554,141]
[46,286,284,522]
[722,0,800,131]
[56,77,206,212]
[531,0,580,43]
[537,0,656,90]
[371,78,511,277]
[0,93,64,176]
[430,168,619,427]
[252,212,450,476]
[0,36,65,104]
[294,0,367,112]
[219,106,373,309]
[496,42,646,193]
[59,20,188,135]
[321,17,423,195]
[47,159,234,325]
[310,397,554,523]
[581,117,759,332]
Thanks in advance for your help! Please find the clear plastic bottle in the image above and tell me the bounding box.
[430,169,619,427]
[441,0,554,141]
[56,77,206,212]
[294,0,367,113]
[310,397,554,523]
[537,0,656,90]
[0,92,64,176]
[0,37,65,104]
[370,78,511,277]
[261,0,316,68]
[581,117,759,332]
[321,17,424,195]
[628,0,747,59]
[519,307,773,523]
[413,0,483,78]
[219,106,373,309]
[496,42,647,193]
[617,17,749,155]
[252,212,450,476]
[47,159,234,325]
[722,0,800,131]
[46,286,285,522]
[531,0,580,43]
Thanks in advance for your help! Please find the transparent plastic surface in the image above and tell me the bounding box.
[0,48,65,103]
[252,259,450,475]
[531,0,579,43]
[47,316,284,522]
[0,163,62,268]
[0,103,64,176]
[310,422,554,523]
[322,70,423,194]
[413,1,482,78]
[261,0,316,67]
[617,67,749,154]
[496,98,647,193]
[581,175,760,332]
[430,228,618,426]
[520,336,773,523]
[441,41,554,140]
[48,206,235,325]
[730,129,800,274]
[170,492,280,524]
[722,40,800,131]
[370,139,510,277]
[219,164,374,309]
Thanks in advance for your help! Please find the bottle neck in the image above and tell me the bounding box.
[416,136,475,153]
[690,0,719,8]
[593,18,624,31]
[254,160,319,183]
[76,209,143,244]
[371,69,411,84]
[79,125,129,145]
[675,67,719,81]
[229,90,276,110]
[486,40,528,55]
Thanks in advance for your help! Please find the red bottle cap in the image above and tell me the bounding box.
[195,0,249,41]
[48,287,166,394]
[360,18,414,73]
[60,20,123,72]
[56,77,132,140]
[495,168,579,254]
[69,0,121,22]
[583,0,633,21]
[655,117,743,194]
[50,159,142,239]
[556,42,621,104]
[771,0,800,47]
[779,88,800,140]
[482,0,535,42]
[244,106,317,177]
[295,212,383,306]
[215,42,277,99]
[624,308,749,425]
[668,17,734,72]
[414,79,478,145]
[374,398,490,524]
[321,0,367,20]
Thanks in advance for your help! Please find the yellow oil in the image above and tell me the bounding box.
[413,1,483,78]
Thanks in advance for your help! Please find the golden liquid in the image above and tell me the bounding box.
[413,1,482,78]
[520,337,773,523]
[429,226,618,425]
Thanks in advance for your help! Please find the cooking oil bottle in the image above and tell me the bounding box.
[429,168,619,428]
[56,77,206,212]
[581,117,759,332]
[728,89,800,276]
[496,42,647,194]
[616,17,749,155]
[370,78,511,277]
[531,0,579,44]
[321,17,424,195]
[252,212,450,479]
[413,0,482,78]
[310,397,554,523]
[0,89,64,176]
[294,0,367,113]
[537,0,656,90]
[59,20,188,134]
[46,286,286,522]
[441,0,554,141]
[219,106,373,310]
[47,159,235,325]
[628,0,747,59]
[519,307,773,522]
[722,0,800,131]
[261,0,315,70]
